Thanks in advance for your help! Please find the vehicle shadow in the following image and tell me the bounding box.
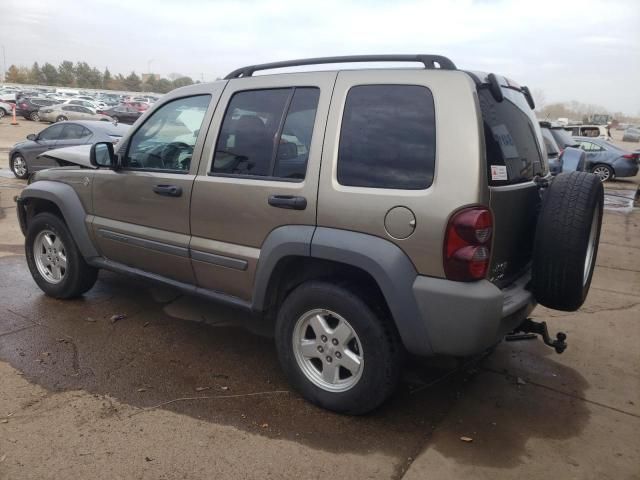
[429,340,591,468]
[0,257,590,467]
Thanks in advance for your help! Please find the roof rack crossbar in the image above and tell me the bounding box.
[224,54,456,79]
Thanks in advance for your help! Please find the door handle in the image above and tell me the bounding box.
[268,195,307,210]
[153,184,182,197]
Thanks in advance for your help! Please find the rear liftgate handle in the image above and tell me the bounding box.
[268,195,307,210]
[153,184,183,197]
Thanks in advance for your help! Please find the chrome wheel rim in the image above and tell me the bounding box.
[292,309,364,392]
[593,166,610,182]
[33,230,67,284]
[30,112,39,121]
[583,204,600,286]
[12,156,27,177]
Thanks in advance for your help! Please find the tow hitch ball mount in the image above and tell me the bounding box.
[505,318,568,354]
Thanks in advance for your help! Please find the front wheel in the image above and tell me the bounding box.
[10,154,29,179]
[25,213,98,299]
[55,115,67,122]
[275,281,402,414]
[591,164,613,182]
[0,108,6,119]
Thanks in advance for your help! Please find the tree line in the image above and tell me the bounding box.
[4,61,196,94]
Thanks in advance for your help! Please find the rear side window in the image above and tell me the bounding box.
[212,87,320,180]
[479,88,545,185]
[550,128,577,148]
[541,128,559,156]
[61,124,91,139]
[337,85,436,189]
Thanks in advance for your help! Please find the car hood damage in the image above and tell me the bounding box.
[36,144,96,169]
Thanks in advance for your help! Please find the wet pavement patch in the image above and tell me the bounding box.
[0,255,475,461]
[604,188,637,213]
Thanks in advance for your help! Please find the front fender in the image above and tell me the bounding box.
[18,180,99,259]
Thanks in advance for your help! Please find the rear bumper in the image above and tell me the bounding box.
[612,159,639,178]
[412,272,535,356]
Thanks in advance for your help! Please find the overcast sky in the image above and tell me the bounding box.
[2,0,639,114]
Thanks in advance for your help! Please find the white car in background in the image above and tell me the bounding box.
[0,101,14,118]
[60,98,99,112]
[38,104,112,123]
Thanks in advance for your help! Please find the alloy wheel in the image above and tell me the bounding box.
[33,230,67,284]
[592,165,611,182]
[12,155,27,177]
[292,309,364,392]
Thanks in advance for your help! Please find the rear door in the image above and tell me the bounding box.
[478,81,547,285]
[578,140,606,169]
[25,123,64,167]
[190,72,335,300]
[55,123,93,148]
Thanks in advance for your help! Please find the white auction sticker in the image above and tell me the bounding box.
[490,165,508,181]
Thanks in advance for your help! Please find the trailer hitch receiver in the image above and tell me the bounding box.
[505,318,567,354]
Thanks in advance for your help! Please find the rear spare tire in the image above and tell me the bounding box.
[532,172,603,311]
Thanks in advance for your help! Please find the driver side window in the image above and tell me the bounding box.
[124,95,211,172]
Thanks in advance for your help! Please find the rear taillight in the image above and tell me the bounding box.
[444,207,493,281]
[622,154,638,161]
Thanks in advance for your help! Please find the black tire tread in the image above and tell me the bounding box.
[275,281,403,415]
[532,172,603,311]
[25,213,98,299]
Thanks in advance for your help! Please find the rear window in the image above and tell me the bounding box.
[541,128,560,156]
[337,84,436,190]
[550,128,577,148]
[478,87,545,185]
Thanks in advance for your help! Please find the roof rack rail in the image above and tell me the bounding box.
[224,54,456,79]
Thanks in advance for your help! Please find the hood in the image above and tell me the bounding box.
[37,144,96,169]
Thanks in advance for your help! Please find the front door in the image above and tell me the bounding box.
[25,123,63,166]
[90,91,219,284]
[190,72,335,300]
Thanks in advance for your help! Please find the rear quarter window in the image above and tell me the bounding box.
[479,88,545,185]
[337,84,436,190]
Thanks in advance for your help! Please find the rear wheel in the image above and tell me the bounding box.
[532,172,604,311]
[10,154,29,179]
[275,281,402,414]
[55,115,67,122]
[29,111,40,122]
[25,213,98,299]
[591,164,613,182]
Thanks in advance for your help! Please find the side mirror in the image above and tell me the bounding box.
[26,134,37,141]
[277,142,298,160]
[90,142,117,168]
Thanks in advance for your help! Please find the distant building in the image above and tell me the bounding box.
[141,73,160,83]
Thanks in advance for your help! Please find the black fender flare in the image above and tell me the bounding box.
[252,226,433,356]
[18,181,99,259]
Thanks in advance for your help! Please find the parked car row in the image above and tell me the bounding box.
[541,120,640,181]
[1,85,157,125]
